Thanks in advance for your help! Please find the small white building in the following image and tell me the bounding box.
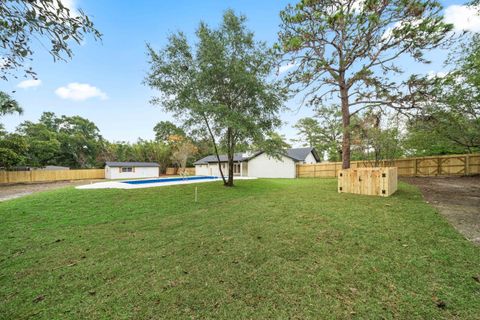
[194,147,320,179]
[105,162,160,180]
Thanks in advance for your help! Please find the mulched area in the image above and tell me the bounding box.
[402,175,480,245]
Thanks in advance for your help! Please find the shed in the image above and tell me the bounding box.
[105,162,160,180]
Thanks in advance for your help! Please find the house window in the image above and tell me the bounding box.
[233,163,240,174]
[121,167,133,173]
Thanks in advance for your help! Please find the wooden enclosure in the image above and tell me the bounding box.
[0,169,105,184]
[338,167,398,197]
[297,153,480,178]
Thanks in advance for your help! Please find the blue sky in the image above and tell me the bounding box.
[0,0,477,145]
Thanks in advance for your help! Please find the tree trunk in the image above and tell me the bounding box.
[202,113,226,184]
[340,85,351,169]
[225,127,234,187]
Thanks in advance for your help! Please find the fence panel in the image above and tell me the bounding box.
[0,169,105,184]
[165,167,196,175]
[296,153,480,178]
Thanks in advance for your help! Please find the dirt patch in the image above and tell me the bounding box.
[0,180,104,202]
[402,176,480,245]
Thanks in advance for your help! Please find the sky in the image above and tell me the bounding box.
[1,0,479,145]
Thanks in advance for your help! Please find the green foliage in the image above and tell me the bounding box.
[351,110,404,162]
[403,118,467,156]
[0,132,27,168]
[250,131,291,159]
[145,10,286,186]
[101,139,172,173]
[405,24,480,155]
[0,91,23,116]
[293,105,343,161]
[16,121,60,167]
[153,121,185,142]
[12,112,104,168]
[0,0,101,80]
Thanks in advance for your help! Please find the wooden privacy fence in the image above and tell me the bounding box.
[0,169,105,184]
[297,153,480,178]
[165,167,196,175]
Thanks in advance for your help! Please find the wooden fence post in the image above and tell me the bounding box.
[465,154,470,176]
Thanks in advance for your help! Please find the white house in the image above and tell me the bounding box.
[105,162,160,179]
[194,147,320,178]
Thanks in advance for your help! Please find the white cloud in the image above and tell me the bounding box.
[55,82,108,101]
[60,0,79,16]
[17,79,42,89]
[444,5,480,33]
[278,62,297,74]
[34,0,80,18]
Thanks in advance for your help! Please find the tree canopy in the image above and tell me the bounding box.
[145,10,286,186]
[153,121,186,142]
[0,0,101,80]
[277,0,453,168]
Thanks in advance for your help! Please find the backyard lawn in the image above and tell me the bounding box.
[0,179,479,319]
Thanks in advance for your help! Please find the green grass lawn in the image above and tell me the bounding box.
[1,179,479,319]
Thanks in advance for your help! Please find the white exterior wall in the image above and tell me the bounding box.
[209,163,233,177]
[247,153,296,178]
[195,164,209,176]
[105,166,159,180]
[196,162,247,177]
[304,152,318,164]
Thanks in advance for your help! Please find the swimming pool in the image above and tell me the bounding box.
[122,176,219,185]
[76,176,256,190]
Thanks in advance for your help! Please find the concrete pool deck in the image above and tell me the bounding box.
[76,176,257,190]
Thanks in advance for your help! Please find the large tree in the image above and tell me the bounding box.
[153,121,186,142]
[145,10,285,186]
[294,105,343,161]
[17,112,104,168]
[404,2,480,155]
[277,0,452,168]
[0,0,101,80]
[0,131,28,168]
[352,110,404,163]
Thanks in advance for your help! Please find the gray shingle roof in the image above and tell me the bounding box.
[194,153,253,165]
[286,147,320,161]
[105,162,160,167]
[194,148,319,165]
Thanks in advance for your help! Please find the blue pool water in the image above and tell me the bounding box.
[122,176,218,185]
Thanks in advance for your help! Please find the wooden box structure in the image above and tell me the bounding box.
[338,167,398,197]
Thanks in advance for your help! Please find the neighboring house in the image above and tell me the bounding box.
[105,162,160,179]
[194,147,320,178]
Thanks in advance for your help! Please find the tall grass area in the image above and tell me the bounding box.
[1,179,479,319]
